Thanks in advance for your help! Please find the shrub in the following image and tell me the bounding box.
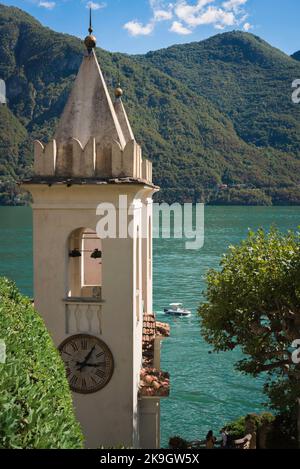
[225,416,246,440]
[225,413,275,439]
[224,412,299,449]
[0,278,84,448]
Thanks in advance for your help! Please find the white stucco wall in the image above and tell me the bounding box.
[25,183,154,448]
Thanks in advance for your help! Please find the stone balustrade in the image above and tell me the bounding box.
[65,300,103,336]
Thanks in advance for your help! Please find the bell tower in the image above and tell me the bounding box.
[22,12,170,449]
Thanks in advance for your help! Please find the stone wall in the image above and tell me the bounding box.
[33,137,152,183]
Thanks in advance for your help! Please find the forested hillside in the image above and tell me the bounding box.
[1,4,300,205]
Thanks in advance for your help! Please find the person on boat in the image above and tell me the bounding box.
[205,430,216,449]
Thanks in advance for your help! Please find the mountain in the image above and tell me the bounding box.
[142,32,300,157]
[0,104,30,204]
[0,4,300,205]
[291,51,300,61]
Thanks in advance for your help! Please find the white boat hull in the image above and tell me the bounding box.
[164,308,191,317]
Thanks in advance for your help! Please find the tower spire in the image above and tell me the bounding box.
[113,77,135,143]
[88,6,93,34]
[84,7,97,53]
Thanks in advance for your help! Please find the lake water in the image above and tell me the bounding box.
[0,206,299,447]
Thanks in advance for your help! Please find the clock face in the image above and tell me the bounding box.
[59,334,114,394]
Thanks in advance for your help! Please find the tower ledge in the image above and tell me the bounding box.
[21,175,157,189]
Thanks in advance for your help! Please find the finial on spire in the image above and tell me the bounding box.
[114,70,123,99]
[88,6,93,34]
[84,7,97,53]
[115,83,123,99]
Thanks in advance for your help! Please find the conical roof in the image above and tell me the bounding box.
[114,98,135,144]
[55,49,126,149]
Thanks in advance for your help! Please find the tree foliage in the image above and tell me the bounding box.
[198,229,300,436]
[0,278,83,448]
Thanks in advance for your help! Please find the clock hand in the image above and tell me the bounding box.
[77,345,96,365]
[77,345,96,371]
[83,345,96,363]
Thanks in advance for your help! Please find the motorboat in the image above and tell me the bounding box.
[164,303,191,317]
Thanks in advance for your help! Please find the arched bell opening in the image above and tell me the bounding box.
[68,227,102,300]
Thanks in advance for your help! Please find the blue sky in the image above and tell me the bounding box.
[1,0,300,55]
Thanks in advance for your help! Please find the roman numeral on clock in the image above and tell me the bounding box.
[70,375,78,386]
[81,339,88,350]
[70,342,78,352]
[91,376,98,386]
[95,369,105,379]
[81,378,87,390]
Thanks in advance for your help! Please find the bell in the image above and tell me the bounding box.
[91,249,102,259]
[69,249,81,258]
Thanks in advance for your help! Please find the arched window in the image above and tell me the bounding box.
[68,228,102,300]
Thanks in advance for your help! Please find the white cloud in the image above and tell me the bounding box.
[243,21,252,31]
[175,0,214,26]
[124,1,173,36]
[198,7,235,26]
[124,20,155,37]
[170,21,192,35]
[175,2,236,28]
[38,1,56,9]
[223,0,247,11]
[151,0,174,22]
[215,23,225,30]
[86,1,106,10]
[124,0,251,37]
[154,9,173,21]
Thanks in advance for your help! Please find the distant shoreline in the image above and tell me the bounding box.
[1,201,300,208]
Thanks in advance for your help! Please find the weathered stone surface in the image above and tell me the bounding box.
[114,98,135,144]
[54,50,126,149]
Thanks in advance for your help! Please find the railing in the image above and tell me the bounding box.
[64,298,104,335]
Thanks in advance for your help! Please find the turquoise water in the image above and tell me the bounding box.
[0,206,300,446]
